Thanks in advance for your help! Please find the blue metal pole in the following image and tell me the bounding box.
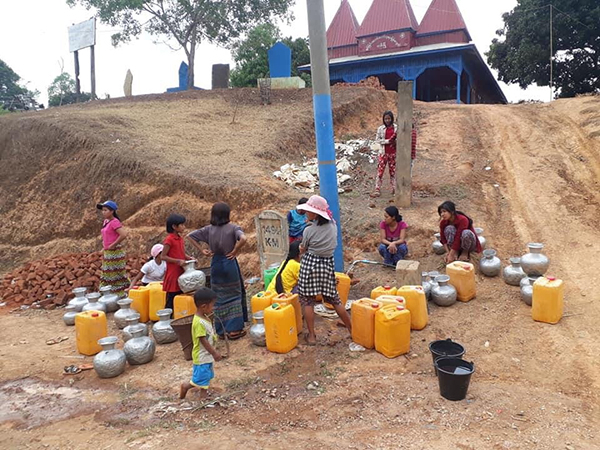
[306,0,344,272]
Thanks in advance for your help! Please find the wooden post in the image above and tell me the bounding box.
[90,45,96,100]
[395,81,413,208]
[74,50,81,102]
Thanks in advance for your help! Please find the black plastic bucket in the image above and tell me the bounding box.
[435,357,475,401]
[171,315,194,361]
[429,339,465,366]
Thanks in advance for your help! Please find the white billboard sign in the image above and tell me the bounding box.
[68,18,96,52]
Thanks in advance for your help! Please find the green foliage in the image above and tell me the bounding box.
[67,0,295,88]
[48,72,92,106]
[0,60,25,98]
[487,1,600,98]
[230,24,311,88]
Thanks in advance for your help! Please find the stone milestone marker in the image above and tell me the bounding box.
[123,69,133,97]
[255,210,289,279]
[212,64,230,89]
[268,42,292,78]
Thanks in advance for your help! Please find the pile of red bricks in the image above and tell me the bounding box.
[1,252,146,310]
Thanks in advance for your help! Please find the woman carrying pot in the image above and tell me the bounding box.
[438,201,481,263]
[97,200,129,298]
[187,203,248,340]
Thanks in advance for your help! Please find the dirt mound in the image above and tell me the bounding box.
[1,252,146,310]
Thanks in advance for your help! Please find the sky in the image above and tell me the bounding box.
[0,0,551,106]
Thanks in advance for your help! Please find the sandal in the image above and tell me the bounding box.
[226,330,246,341]
[46,336,69,345]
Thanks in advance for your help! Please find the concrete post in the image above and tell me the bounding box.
[306,0,344,271]
[395,81,413,208]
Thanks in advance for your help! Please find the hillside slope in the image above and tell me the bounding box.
[0,87,395,273]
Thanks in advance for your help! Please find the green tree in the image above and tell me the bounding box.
[48,72,92,107]
[0,60,40,111]
[487,1,600,98]
[230,24,311,88]
[0,60,25,98]
[67,0,295,89]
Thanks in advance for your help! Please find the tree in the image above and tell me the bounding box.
[48,72,92,107]
[487,1,600,98]
[0,60,39,111]
[0,60,25,98]
[67,0,295,89]
[230,24,311,88]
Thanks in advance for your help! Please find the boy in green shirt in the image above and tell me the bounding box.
[180,287,224,399]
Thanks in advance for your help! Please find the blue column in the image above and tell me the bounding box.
[412,79,417,99]
[456,70,462,104]
[467,81,471,104]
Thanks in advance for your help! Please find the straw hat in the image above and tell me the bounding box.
[297,195,332,221]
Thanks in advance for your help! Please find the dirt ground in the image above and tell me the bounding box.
[0,89,599,449]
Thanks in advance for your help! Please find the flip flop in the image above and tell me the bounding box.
[226,330,246,341]
[46,336,69,345]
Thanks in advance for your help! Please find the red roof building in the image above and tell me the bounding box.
[312,0,506,104]
[416,0,471,47]
[326,0,360,59]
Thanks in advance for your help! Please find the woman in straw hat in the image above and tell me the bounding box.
[297,195,351,345]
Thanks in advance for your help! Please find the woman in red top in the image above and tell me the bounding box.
[371,111,398,198]
[438,201,482,263]
[162,214,193,313]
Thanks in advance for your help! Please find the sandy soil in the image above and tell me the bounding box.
[0,90,599,449]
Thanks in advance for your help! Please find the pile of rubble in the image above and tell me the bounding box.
[336,76,386,90]
[273,139,379,193]
[0,252,146,310]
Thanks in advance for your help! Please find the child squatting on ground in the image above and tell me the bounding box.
[180,287,224,400]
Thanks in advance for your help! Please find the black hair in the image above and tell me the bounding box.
[194,287,217,307]
[275,241,302,294]
[298,197,308,205]
[384,206,403,223]
[382,110,394,126]
[210,202,231,226]
[316,215,329,226]
[101,207,120,225]
[166,213,186,233]
[437,201,473,228]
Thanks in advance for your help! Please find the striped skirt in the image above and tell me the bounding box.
[100,247,129,298]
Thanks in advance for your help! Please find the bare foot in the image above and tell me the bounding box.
[180,383,190,400]
[370,190,381,198]
[304,333,317,346]
[458,253,470,261]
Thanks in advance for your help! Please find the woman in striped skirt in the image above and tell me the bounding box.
[97,200,129,298]
[297,195,352,346]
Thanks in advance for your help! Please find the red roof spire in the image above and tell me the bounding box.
[417,0,471,39]
[326,0,360,48]
[357,0,419,38]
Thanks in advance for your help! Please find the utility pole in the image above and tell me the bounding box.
[306,0,344,271]
[550,4,553,102]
